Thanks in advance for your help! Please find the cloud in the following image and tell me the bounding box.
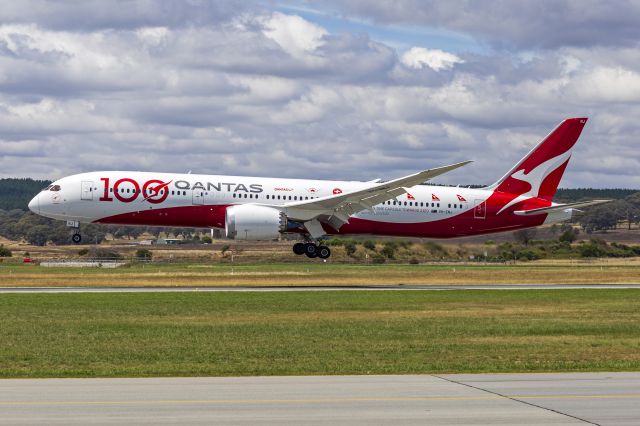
[323,0,640,50]
[261,12,328,58]
[0,3,639,190]
[401,47,464,71]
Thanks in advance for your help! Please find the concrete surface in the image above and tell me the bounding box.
[1,373,638,425]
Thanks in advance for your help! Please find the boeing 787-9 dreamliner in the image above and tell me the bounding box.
[28,118,608,259]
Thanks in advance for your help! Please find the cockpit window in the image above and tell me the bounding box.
[42,185,53,192]
[50,185,61,192]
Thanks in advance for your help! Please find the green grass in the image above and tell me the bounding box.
[1,289,639,377]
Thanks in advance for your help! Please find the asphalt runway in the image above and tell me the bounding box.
[1,373,638,425]
[1,283,640,293]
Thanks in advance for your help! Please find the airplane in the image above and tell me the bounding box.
[28,117,608,259]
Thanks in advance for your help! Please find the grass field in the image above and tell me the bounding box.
[1,289,639,378]
[2,262,640,286]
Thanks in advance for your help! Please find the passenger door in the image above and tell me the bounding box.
[81,181,94,201]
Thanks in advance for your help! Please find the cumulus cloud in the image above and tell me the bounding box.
[0,1,639,189]
[261,12,328,57]
[401,47,464,71]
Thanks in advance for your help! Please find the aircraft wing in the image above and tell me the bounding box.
[513,199,611,216]
[281,161,472,234]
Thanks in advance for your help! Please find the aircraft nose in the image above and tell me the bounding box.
[28,194,40,214]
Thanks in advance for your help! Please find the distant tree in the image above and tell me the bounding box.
[580,202,626,232]
[25,225,50,246]
[0,244,11,257]
[0,178,51,210]
[513,228,537,245]
[559,227,579,243]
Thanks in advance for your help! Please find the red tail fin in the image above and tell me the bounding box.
[490,118,588,202]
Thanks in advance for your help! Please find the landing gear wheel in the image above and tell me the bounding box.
[293,242,306,255]
[317,245,331,259]
[304,243,318,258]
[71,233,82,244]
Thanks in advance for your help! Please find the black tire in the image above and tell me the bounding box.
[317,245,331,259]
[71,233,82,244]
[304,243,317,256]
[305,251,317,258]
[293,242,306,255]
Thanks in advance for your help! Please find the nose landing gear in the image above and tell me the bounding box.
[67,220,82,244]
[292,242,331,259]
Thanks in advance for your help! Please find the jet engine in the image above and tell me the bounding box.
[225,205,287,240]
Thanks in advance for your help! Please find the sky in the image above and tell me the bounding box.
[1,0,639,188]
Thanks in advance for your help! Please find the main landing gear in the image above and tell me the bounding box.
[293,242,331,259]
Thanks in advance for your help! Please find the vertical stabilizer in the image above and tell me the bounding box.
[489,118,588,205]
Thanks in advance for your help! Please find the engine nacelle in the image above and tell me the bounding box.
[225,205,287,240]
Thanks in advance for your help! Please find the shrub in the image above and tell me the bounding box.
[88,248,123,260]
[397,240,411,249]
[371,254,386,264]
[409,257,420,264]
[221,245,230,254]
[135,248,153,260]
[380,243,395,259]
[363,240,376,251]
[344,242,357,256]
[201,236,212,244]
[579,243,606,258]
[0,244,12,257]
[516,250,541,261]
[78,248,89,256]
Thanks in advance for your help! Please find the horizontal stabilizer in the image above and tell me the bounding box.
[514,200,611,216]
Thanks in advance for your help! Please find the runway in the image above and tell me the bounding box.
[1,373,638,425]
[1,283,640,293]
